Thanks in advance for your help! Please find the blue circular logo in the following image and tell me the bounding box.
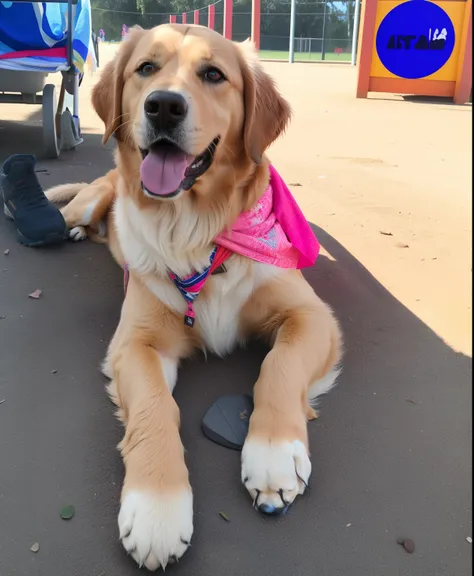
[376,0,455,79]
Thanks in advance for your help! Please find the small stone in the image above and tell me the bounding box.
[0,315,6,320]
[28,289,42,299]
[3,249,9,255]
[51,370,58,374]
[30,542,40,553]
[397,537,415,554]
[467,536,472,544]
[346,523,352,527]
[379,231,393,236]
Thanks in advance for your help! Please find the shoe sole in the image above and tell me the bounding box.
[4,203,69,247]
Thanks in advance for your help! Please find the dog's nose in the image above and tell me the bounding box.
[144,91,188,130]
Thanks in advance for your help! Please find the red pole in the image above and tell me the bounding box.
[223,0,233,40]
[182,12,187,24]
[208,4,215,29]
[194,9,199,24]
[170,15,177,23]
[251,0,261,50]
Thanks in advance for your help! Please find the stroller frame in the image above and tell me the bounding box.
[0,0,83,159]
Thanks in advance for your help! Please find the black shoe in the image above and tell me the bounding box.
[0,154,68,246]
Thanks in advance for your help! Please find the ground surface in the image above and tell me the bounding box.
[0,44,472,576]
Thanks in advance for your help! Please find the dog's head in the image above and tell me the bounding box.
[92,24,291,201]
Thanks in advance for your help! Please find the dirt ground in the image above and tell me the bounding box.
[0,42,471,576]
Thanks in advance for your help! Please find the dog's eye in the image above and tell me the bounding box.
[136,62,157,77]
[203,67,225,83]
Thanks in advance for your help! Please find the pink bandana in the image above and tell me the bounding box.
[215,165,319,268]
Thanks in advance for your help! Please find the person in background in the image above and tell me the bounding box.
[99,28,105,42]
[121,24,128,39]
[91,28,99,67]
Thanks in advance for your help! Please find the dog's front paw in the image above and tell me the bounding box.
[241,438,311,516]
[69,225,88,241]
[119,488,193,571]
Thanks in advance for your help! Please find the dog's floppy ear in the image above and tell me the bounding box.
[238,41,292,164]
[92,26,144,144]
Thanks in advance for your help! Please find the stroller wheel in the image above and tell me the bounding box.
[42,84,60,159]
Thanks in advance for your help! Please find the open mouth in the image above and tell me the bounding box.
[139,137,220,199]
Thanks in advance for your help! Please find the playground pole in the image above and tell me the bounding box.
[182,12,187,23]
[251,0,261,51]
[170,15,177,23]
[223,0,233,39]
[351,0,361,66]
[208,4,215,29]
[194,9,199,24]
[289,0,296,63]
[321,0,327,60]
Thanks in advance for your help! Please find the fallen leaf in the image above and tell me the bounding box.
[288,182,302,187]
[0,399,5,405]
[0,315,6,320]
[219,511,230,522]
[51,370,58,374]
[326,212,336,216]
[346,523,352,527]
[405,398,416,404]
[30,542,40,553]
[3,249,9,255]
[28,289,42,299]
[396,243,410,248]
[60,505,75,520]
[379,231,393,236]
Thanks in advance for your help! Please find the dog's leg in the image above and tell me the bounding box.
[108,278,193,571]
[241,271,342,515]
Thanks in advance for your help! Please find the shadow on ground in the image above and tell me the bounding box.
[0,122,471,576]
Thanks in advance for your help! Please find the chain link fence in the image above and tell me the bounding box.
[91,0,355,62]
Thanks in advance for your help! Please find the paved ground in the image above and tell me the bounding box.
[0,46,472,576]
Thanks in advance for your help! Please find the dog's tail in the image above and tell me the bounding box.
[45,182,87,203]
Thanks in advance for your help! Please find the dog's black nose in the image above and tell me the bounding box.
[144,91,188,130]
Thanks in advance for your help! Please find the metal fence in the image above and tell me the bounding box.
[91,0,356,63]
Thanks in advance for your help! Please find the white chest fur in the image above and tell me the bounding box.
[115,195,283,357]
[144,252,282,356]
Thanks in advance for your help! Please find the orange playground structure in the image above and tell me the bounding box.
[356,0,472,104]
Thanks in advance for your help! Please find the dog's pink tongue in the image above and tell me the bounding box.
[140,148,190,196]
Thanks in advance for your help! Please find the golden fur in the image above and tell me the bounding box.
[46,24,342,571]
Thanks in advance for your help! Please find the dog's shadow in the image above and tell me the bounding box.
[175,223,471,561]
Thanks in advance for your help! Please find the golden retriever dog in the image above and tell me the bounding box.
[46,24,342,571]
